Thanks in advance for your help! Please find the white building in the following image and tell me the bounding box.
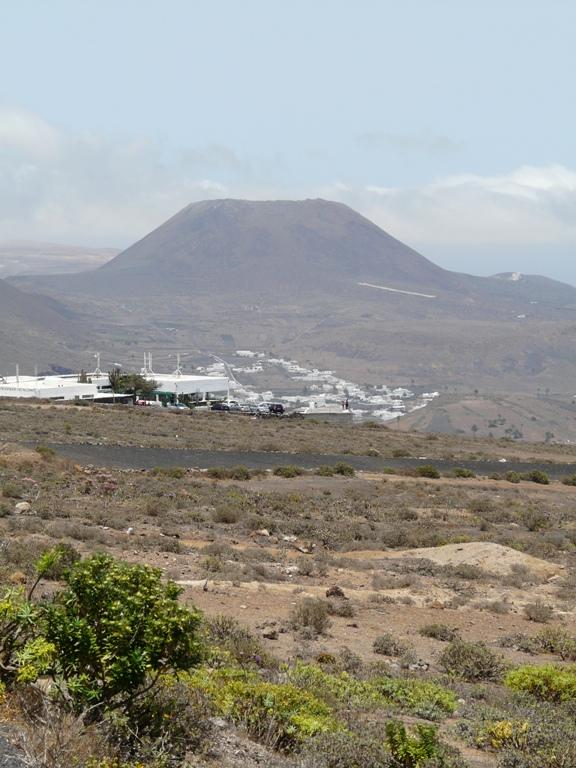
[0,374,118,401]
[0,370,232,403]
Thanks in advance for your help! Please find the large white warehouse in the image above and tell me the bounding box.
[0,371,231,402]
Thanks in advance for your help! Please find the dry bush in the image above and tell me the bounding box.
[524,601,554,624]
[326,598,355,618]
[289,597,331,638]
[13,689,108,768]
[372,632,410,657]
[439,640,506,682]
[419,623,460,642]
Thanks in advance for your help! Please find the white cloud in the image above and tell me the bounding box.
[328,165,576,246]
[0,107,576,253]
[0,107,236,244]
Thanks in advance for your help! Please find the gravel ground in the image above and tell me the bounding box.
[0,735,23,768]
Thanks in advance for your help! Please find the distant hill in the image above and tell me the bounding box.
[13,199,461,297]
[0,279,82,375]
[9,199,576,392]
[0,241,117,279]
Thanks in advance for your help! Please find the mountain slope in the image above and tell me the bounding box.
[12,199,469,298]
[0,279,82,374]
[8,199,576,392]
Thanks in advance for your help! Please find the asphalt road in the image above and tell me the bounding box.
[44,442,576,478]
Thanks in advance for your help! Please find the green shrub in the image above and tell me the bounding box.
[439,640,506,682]
[228,465,252,481]
[289,663,457,720]
[206,466,228,479]
[40,554,203,710]
[36,543,81,580]
[333,462,355,477]
[419,624,460,642]
[0,587,39,684]
[452,467,475,478]
[34,445,56,461]
[562,475,576,487]
[273,465,305,478]
[416,465,441,479]
[187,666,340,752]
[505,664,576,702]
[316,465,336,477]
[385,721,442,767]
[374,677,457,721]
[522,470,550,485]
[373,632,409,657]
[151,466,187,478]
[505,471,521,484]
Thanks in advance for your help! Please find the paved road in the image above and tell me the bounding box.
[44,442,576,478]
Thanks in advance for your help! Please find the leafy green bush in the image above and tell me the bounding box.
[416,465,441,479]
[562,474,576,487]
[316,465,335,477]
[505,664,576,702]
[385,721,442,767]
[419,624,459,642]
[439,640,506,682]
[187,666,340,751]
[37,543,81,580]
[505,471,521,484]
[273,465,305,478]
[0,587,39,684]
[41,554,203,710]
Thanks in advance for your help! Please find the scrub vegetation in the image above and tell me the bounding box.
[1,404,576,766]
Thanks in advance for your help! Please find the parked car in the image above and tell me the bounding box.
[211,401,230,411]
[269,403,285,415]
[167,403,188,411]
[257,402,271,414]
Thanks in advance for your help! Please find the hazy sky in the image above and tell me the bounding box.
[1,0,576,282]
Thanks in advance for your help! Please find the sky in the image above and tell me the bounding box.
[1,0,576,282]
